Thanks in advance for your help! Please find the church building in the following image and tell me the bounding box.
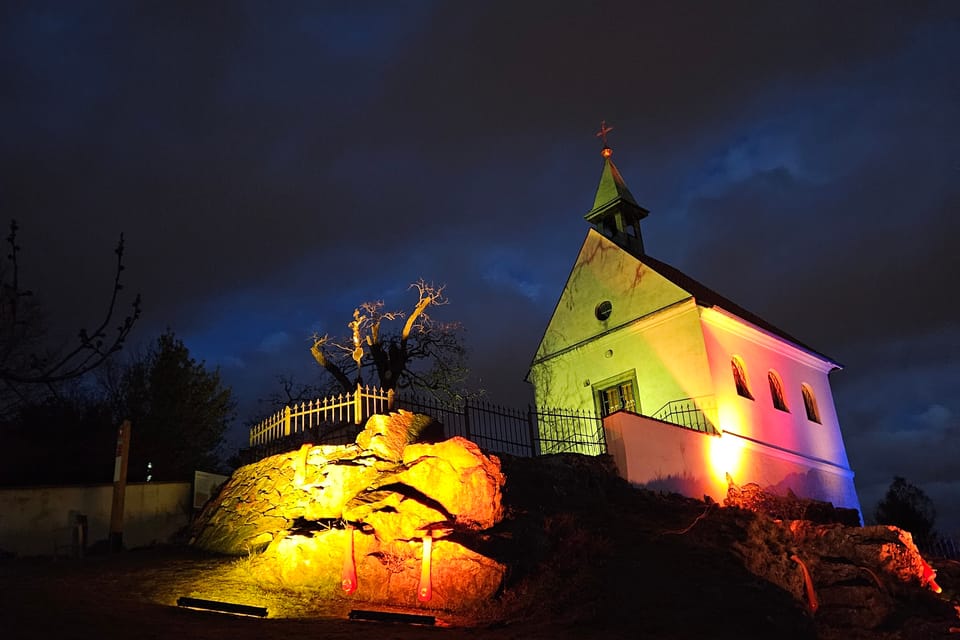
[527,132,861,516]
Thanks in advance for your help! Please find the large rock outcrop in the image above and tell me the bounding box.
[190,411,506,611]
[724,476,861,526]
[721,481,955,636]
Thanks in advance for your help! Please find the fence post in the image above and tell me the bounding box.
[463,400,471,441]
[354,383,363,425]
[527,407,540,457]
[283,405,292,437]
[387,388,395,411]
[596,412,607,453]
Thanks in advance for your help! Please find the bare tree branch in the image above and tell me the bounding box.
[0,220,141,403]
[310,333,354,391]
[309,280,473,402]
[257,374,326,413]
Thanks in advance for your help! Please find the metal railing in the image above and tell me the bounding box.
[924,536,960,560]
[249,384,395,446]
[397,394,605,457]
[248,387,722,461]
[247,384,605,459]
[650,395,719,435]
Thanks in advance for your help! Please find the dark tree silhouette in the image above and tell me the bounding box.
[874,476,937,547]
[113,331,234,481]
[0,220,141,411]
[310,280,473,402]
[0,387,116,485]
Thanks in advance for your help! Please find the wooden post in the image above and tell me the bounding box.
[283,405,292,437]
[109,420,131,552]
[387,388,396,411]
[596,412,607,453]
[354,383,363,425]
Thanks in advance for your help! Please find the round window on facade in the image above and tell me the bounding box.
[595,300,613,321]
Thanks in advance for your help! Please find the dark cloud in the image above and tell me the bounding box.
[3,2,959,529]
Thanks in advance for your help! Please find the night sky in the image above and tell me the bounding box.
[4,3,958,532]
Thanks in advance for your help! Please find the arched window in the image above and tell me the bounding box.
[731,356,753,399]
[768,370,788,412]
[801,383,821,423]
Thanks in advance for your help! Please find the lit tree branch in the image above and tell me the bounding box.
[310,333,354,391]
[309,280,472,402]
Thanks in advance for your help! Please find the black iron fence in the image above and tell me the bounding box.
[924,536,960,560]
[396,394,605,457]
[244,384,605,463]
[650,396,718,435]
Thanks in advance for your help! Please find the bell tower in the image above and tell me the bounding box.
[583,122,649,255]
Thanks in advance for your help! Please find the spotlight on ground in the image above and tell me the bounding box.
[176,596,268,618]
[349,609,436,626]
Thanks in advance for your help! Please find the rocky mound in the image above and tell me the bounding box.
[488,454,959,639]
[190,411,506,611]
[190,419,959,636]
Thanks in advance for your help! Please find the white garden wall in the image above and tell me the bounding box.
[0,481,191,556]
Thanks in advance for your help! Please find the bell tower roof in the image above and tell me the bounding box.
[584,122,649,254]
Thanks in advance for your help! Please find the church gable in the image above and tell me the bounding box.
[526,128,859,518]
[533,229,691,362]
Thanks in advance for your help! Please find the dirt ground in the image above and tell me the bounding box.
[3,453,957,640]
[0,547,477,640]
[3,526,956,639]
[0,502,816,640]
[2,545,698,640]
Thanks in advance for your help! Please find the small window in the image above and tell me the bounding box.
[801,384,821,423]
[768,370,789,412]
[731,356,753,399]
[597,380,637,416]
[595,300,613,321]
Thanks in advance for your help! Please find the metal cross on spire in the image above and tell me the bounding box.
[596,120,614,157]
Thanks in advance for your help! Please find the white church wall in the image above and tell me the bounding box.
[604,411,726,500]
[604,412,862,516]
[698,307,853,472]
[529,300,712,419]
[0,481,191,556]
[533,230,689,362]
[721,431,862,514]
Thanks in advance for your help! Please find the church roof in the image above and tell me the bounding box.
[542,128,840,371]
[583,146,650,224]
[636,249,842,368]
[584,155,649,224]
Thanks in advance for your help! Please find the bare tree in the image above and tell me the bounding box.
[257,373,328,414]
[310,280,473,402]
[0,220,141,409]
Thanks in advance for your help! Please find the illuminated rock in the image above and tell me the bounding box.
[729,512,953,631]
[725,479,860,526]
[344,490,447,542]
[398,437,505,529]
[355,410,438,462]
[785,521,942,595]
[250,529,505,609]
[301,462,380,520]
[190,411,507,610]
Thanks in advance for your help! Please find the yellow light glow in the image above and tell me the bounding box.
[708,433,745,487]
